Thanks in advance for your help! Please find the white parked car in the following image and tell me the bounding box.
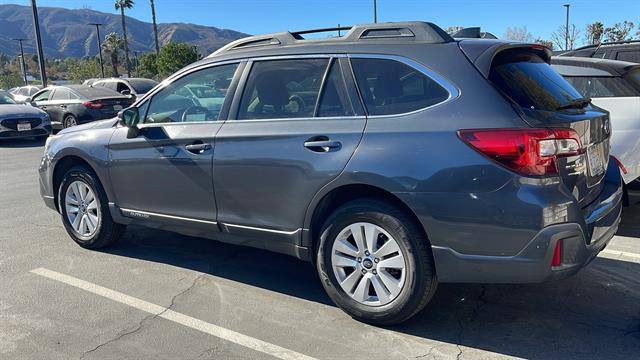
[10,85,42,103]
[552,57,640,205]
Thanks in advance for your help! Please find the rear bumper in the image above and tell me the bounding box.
[420,157,624,283]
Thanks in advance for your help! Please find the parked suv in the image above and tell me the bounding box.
[558,40,640,63]
[39,22,623,325]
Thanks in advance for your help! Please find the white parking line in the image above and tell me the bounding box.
[600,249,640,260]
[30,268,318,360]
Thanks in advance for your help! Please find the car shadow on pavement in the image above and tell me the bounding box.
[103,221,640,359]
[0,138,46,148]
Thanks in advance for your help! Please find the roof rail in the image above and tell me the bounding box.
[208,21,452,58]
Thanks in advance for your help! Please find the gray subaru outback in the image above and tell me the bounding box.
[39,22,623,325]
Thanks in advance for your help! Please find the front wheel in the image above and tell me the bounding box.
[317,199,437,325]
[59,165,125,249]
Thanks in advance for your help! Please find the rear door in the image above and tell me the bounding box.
[213,57,365,239]
[489,48,611,207]
[108,62,242,227]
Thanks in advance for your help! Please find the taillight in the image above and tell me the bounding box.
[551,240,562,266]
[457,128,583,176]
[83,101,103,109]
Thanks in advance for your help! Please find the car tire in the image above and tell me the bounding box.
[58,165,125,249]
[316,198,437,325]
[63,114,78,128]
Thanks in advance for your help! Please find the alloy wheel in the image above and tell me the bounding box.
[331,222,406,306]
[64,180,100,237]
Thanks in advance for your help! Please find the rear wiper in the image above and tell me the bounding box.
[556,97,591,111]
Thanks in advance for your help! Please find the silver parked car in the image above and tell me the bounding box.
[551,56,640,205]
[9,85,42,103]
[0,90,50,140]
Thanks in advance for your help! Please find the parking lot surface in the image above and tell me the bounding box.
[1,139,639,360]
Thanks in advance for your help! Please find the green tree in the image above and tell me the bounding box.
[70,58,102,82]
[0,73,23,89]
[115,0,135,77]
[604,20,635,42]
[103,32,125,77]
[586,22,604,45]
[157,42,198,77]
[137,52,158,78]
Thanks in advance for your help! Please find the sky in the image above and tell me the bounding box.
[3,0,639,46]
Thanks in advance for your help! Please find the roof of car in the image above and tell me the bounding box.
[550,56,640,76]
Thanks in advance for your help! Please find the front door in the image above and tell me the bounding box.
[107,62,242,227]
[214,57,366,240]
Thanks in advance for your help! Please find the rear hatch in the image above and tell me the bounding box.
[464,42,611,207]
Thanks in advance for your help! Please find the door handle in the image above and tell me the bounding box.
[185,142,211,154]
[60,104,67,109]
[304,138,342,152]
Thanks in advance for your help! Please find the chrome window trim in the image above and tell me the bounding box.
[347,53,461,118]
[120,208,218,225]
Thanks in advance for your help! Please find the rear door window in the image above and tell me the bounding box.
[616,51,640,63]
[237,59,328,120]
[51,88,71,101]
[489,49,584,111]
[564,76,639,98]
[350,58,449,116]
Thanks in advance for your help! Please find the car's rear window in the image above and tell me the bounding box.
[128,79,158,94]
[564,76,640,98]
[489,49,584,111]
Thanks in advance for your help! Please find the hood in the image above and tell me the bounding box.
[0,104,47,118]
[57,118,119,135]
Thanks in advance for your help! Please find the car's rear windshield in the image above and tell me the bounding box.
[0,92,16,104]
[128,79,158,94]
[72,86,123,99]
[489,49,584,111]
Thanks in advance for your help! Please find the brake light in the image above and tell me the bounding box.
[457,128,583,176]
[612,156,628,175]
[551,240,562,266]
[83,101,103,109]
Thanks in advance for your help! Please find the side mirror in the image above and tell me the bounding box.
[118,107,140,138]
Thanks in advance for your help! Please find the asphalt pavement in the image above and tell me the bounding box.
[1,138,639,360]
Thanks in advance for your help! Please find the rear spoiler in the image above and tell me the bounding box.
[458,40,553,78]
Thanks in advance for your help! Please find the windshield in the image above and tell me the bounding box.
[0,92,16,104]
[489,49,585,111]
[128,79,158,94]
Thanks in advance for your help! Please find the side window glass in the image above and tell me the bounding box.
[34,90,51,102]
[18,88,28,96]
[117,82,130,93]
[51,88,70,100]
[238,59,328,120]
[317,60,354,117]
[351,58,449,116]
[144,63,239,124]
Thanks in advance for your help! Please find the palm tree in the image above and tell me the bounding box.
[150,0,160,55]
[115,0,134,77]
[102,32,125,77]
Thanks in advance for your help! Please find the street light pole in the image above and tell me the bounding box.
[563,4,570,50]
[13,38,28,85]
[30,0,47,87]
[89,23,105,78]
[373,0,377,23]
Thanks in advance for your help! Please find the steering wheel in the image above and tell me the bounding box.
[181,105,215,122]
[288,95,306,114]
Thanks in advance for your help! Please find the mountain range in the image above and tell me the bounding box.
[0,4,249,58]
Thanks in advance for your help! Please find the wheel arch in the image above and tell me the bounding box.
[52,154,104,212]
[303,183,430,259]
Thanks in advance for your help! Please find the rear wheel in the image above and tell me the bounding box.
[59,165,125,249]
[63,114,77,128]
[317,199,437,325]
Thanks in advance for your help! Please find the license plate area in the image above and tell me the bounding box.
[587,142,605,177]
[17,122,31,131]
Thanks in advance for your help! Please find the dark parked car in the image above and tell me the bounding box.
[0,90,50,140]
[558,40,640,63]
[39,22,623,325]
[29,85,133,128]
[92,77,158,97]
